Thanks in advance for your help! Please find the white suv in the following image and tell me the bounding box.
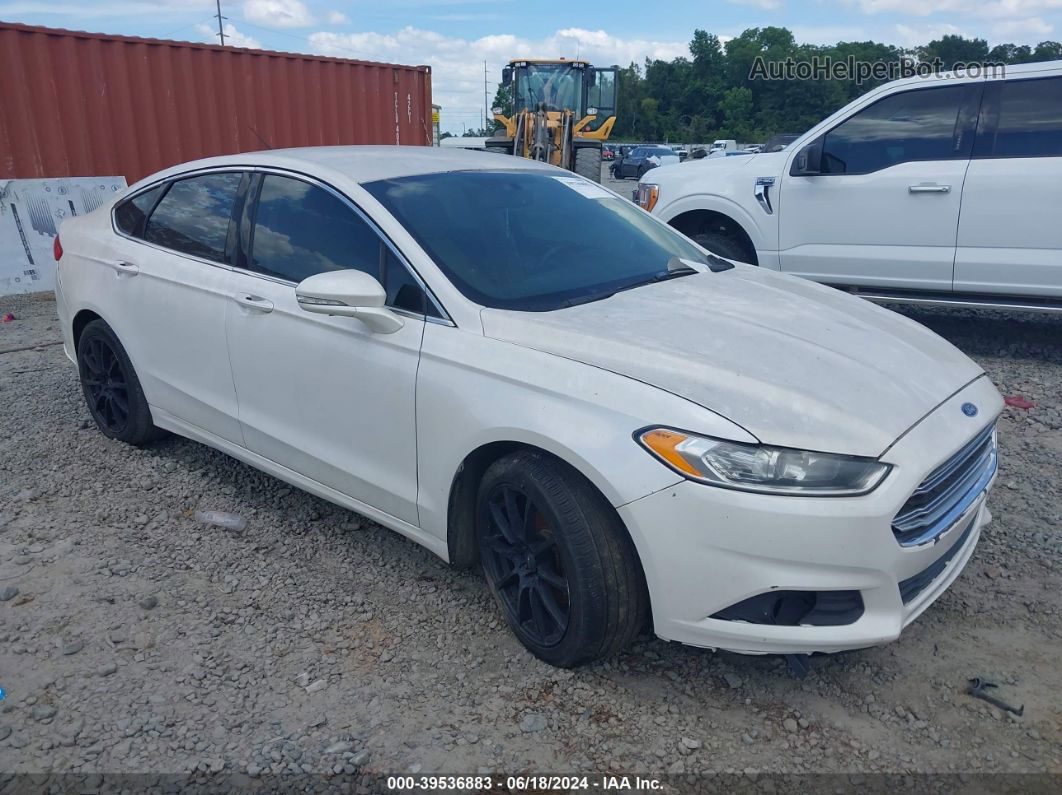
[637,61,1062,311]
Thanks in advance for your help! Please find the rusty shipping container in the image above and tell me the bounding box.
[0,21,433,184]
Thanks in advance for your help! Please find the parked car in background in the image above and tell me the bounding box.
[55,146,1001,668]
[743,145,763,154]
[610,146,680,179]
[761,133,801,152]
[602,146,615,160]
[637,61,1062,311]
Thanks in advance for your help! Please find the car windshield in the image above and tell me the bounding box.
[364,170,710,312]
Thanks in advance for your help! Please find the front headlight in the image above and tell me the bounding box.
[636,183,659,211]
[637,428,890,496]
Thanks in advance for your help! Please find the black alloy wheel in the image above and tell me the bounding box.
[80,334,130,435]
[77,319,166,446]
[475,450,648,667]
[479,483,570,647]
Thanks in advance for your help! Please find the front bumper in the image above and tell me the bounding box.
[618,375,1002,655]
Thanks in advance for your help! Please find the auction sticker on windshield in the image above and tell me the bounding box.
[553,175,614,200]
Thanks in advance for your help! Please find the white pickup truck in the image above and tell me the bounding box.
[636,61,1062,311]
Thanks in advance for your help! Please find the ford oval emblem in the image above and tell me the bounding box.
[962,402,978,417]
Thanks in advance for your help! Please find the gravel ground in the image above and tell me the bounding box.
[1,285,1060,790]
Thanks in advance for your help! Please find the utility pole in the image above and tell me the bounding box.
[484,60,489,133]
[215,0,226,47]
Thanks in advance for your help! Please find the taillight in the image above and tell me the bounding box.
[53,235,63,261]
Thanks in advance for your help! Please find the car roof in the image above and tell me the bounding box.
[128,145,559,191]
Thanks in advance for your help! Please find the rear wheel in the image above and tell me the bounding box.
[77,320,165,446]
[574,147,602,183]
[476,450,647,667]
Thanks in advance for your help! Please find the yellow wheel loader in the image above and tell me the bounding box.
[487,59,618,183]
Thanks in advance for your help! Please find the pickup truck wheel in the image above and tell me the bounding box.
[693,231,754,264]
[476,450,647,668]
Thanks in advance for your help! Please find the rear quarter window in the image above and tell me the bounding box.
[113,185,164,237]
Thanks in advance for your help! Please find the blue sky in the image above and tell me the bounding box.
[2,0,1060,133]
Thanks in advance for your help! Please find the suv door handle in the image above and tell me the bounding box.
[233,293,274,313]
[908,184,951,193]
[109,260,140,276]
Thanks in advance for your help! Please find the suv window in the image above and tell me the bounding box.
[114,185,164,237]
[985,76,1062,158]
[821,85,969,174]
[143,173,241,262]
[248,174,436,316]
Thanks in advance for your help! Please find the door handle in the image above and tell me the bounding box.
[233,293,274,313]
[908,184,951,193]
[109,260,139,276]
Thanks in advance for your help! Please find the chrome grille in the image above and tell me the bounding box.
[892,423,996,547]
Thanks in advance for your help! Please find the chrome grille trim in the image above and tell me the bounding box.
[892,423,997,547]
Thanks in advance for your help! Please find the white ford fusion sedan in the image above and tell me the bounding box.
[55,146,1001,668]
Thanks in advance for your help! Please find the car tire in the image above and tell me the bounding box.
[574,147,602,183]
[77,319,166,446]
[476,449,648,668]
[693,231,755,264]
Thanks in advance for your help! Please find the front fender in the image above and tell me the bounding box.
[414,325,757,544]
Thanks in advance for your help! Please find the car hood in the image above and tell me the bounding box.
[480,265,983,457]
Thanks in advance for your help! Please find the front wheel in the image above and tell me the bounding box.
[573,147,602,183]
[476,450,648,667]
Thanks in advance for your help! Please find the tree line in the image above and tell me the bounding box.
[463,27,1062,143]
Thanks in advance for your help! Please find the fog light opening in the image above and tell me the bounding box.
[711,589,864,627]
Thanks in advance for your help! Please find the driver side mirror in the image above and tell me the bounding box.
[296,270,404,334]
[790,138,823,176]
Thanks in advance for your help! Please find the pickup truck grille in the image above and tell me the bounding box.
[892,423,997,547]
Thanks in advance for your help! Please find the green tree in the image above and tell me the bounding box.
[581,27,1062,145]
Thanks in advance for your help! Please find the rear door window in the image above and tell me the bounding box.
[980,76,1062,158]
[143,173,241,262]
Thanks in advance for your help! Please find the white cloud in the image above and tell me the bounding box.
[855,0,1062,17]
[308,26,689,133]
[790,25,872,44]
[242,0,314,28]
[892,22,968,47]
[327,10,348,25]
[197,21,262,48]
[992,16,1054,36]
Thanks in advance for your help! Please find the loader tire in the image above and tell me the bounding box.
[574,147,602,183]
[486,144,513,157]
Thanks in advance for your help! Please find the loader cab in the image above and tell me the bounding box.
[503,60,618,133]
